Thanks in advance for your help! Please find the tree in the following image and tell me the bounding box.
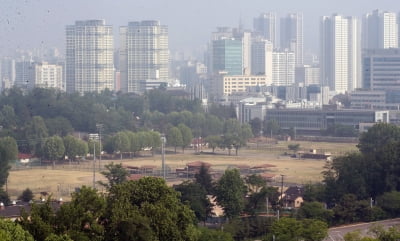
[376,191,400,217]
[42,136,65,167]
[174,181,213,223]
[297,201,333,224]
[44,234,73,241]
[112,131,130,159]
[19,188,34,202]
[178,123,193,153]
[63,136,88,163]
[288,143,300,155]
[204,135,221,153]
[18,198,57,241]
[105,177,198,241]
[56,186,105,241]
[0,137,17,187]
[0,105,17,129]
[195,164,214,194]
[244,174,279,215]
[215,169,247,219]
[357,123,400,155]
[270,217,302,241]
[264,119,280,137]
[0,219,34,241]
[45,117,74,137]
[25,116,49,155]
[198,227,234,241]
[249,117,263,137]
[98,162,129,189]
[270,218,328,241]
[167,126,183,153]
[0,136,18,162]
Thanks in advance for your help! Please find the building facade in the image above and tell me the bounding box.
[223,75,271,96]
[251,38,273,78]
[266,108,389,134]
[363,10,398,49]
[280,13,304,67]
[33,62,63,90]
[253,12,277,47]
[120,20,169,93]
[362,48,400,91]
[320,15,361,93]
[212,38,243,76]
[272,50,295,86]
[66,20,114,94]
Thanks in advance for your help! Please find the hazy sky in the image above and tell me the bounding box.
[0,0,399,58]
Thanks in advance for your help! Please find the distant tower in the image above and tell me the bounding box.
[251,38,273,78]
[320,15,361,93]
[272,49,295,86]
[66,20,114,94]
[363,10,398,49]
[120,20,169,93]
[280,13,304,67]
[253,13,277,47]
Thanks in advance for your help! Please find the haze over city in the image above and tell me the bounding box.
[1,0,399,57]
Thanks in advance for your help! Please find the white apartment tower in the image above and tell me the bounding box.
[280,13,304,67]
[272,50,295,86]
[34,62,63,90]
[66,20,114,94]
[320,15,361,93]
[253,13,277,47]
[363,10,398,49]
[120,20,169,93]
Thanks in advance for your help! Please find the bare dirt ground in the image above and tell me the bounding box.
[7,140,358,201]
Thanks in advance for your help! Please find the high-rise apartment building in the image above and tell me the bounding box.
[14,59,34,89]
[280,13,304,67]
[120,20,169,93]
[253,13,277,47]
[363,10,398,49]
[272,50,295,86]
[320,15,361,93]
[1,57,15,90]
[66,20,114,94]
[251,38,273,78]
[33,62,63,90]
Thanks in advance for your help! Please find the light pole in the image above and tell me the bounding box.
[89,133,99,189]
[280,174,285,208]
[96,124,103,170]
[161,134,166,180]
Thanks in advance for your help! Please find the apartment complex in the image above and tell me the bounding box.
[66,20,114,94]
[120,20,169,93]
[320,15,361,93]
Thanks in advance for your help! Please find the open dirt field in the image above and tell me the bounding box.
[7,140,358,200]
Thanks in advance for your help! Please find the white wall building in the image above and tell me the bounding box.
[272,50,295,86]
[34,62,63,90]
[320,15,361,93]
[363,10,398,49]
[120,20,169,93]
[66,20,114,94]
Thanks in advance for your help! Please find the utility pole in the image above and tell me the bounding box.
[93,141,96,189]
[161,134,166,179]
[96,123,103,170]
[280,174,285,208]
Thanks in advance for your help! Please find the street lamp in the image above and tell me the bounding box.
[161,134,166,180]
[96,123,103,170]
[89,133,99,189]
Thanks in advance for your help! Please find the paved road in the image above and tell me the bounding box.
[325,218,400,241]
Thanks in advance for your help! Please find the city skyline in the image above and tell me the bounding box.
[1,0,399,58]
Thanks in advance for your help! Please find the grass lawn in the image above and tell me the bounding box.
[7,140,358,201]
